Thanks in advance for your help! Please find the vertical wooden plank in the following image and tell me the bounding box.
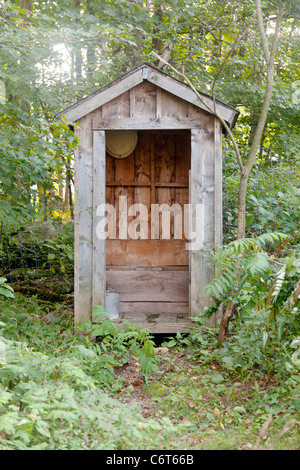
[93,130,106,312]
[134,133,151,238]
[130,89,135,117]
[201,115,216,324]
[101,92,130,119]
[214,118,223,249]
[114,153,134,238]
[202,114,215,253]
[161,89,189,118]
[106,154,115,209]
[190,121,218,322]
[101,99,117,119]
[150,134,158,239]
[156,88,162,118]
[175,131,190,240]
[156,134,175,238]
[120,91,130,117]
[187,103,194,117]
[134,82,156,118]
[190,128,203,316]
[74,115,93,324]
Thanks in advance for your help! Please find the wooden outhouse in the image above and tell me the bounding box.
[57,63,238,333]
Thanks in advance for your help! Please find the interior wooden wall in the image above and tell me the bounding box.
[105,130,190,262]
[105,129,190,317]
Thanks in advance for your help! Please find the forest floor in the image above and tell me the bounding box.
[0,292,298,450]
[110,344,299,450]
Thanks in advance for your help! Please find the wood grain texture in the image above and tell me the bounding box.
[71,69,227,331]
[92,131,106,312]
[105,155,115,207]
[59,63,238,127]
[190,128,204,317]
[106,268,189,302]
[74,115,93,324]
[133,82,157,118]
[62,68,143,122]
[114,316,190,333]
[214,117,223,248]
[119,302,189,315]
[156,134,175,238]
[93,117,202,130]
[106,239,188,266]
[147,68,235,124]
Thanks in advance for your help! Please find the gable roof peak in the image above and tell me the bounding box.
[56,62,238,128]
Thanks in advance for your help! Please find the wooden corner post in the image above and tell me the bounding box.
[92,130,106,315]
[190,128,204,317]
[189,122,223,324]
[74,126,106,324]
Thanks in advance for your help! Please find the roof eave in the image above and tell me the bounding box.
[56,62,239,129]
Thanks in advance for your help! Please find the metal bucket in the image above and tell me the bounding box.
[105,292,120,320]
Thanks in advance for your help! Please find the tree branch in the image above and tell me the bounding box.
[256,0,271,64]
[269,0,286,65]
[246,0,286,175]
[157,18,176,69]
[151,51,244,174]
[211,16,255,114]
[256,0,286,66]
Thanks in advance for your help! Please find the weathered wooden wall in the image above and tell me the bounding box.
[105,129,190,319]
[74,81,222,329]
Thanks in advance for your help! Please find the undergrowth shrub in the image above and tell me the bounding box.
[0,278,14,300]
[0,331,176,449]
[187,232,300,381]
[76,306,158,380]
[215,309,300,381]
[0,296,177,450]
[0,220,74,276]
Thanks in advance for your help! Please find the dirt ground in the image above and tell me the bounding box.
[114,346,178,418]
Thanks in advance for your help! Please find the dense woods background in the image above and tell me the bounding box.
[0,0,299,450]
[1,0,299,230]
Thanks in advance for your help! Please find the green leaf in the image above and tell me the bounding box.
[233,406,246,414]
[210,374,225,384]
[0,287,15,299]
[36,422,51,438]
[262,331,268,348]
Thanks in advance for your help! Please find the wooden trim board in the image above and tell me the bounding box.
[93,117,202,130]
[92,130,106,312]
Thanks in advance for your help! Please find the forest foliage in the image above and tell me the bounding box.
[0,0,299,450]
[0,0,299,228]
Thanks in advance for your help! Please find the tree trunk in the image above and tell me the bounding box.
[218,301,236,343]
[18,0,31,10]
[218,0,286,341]
[151,0,286,342]
[86,0,96,81]
[237,172,249,240]
[75,0,82,82]
[235,0,286,240]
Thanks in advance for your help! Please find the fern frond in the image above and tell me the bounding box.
[243,253,271,277]
[272,264,287,303]
[204,233,288,305]
[217,233,288,259]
